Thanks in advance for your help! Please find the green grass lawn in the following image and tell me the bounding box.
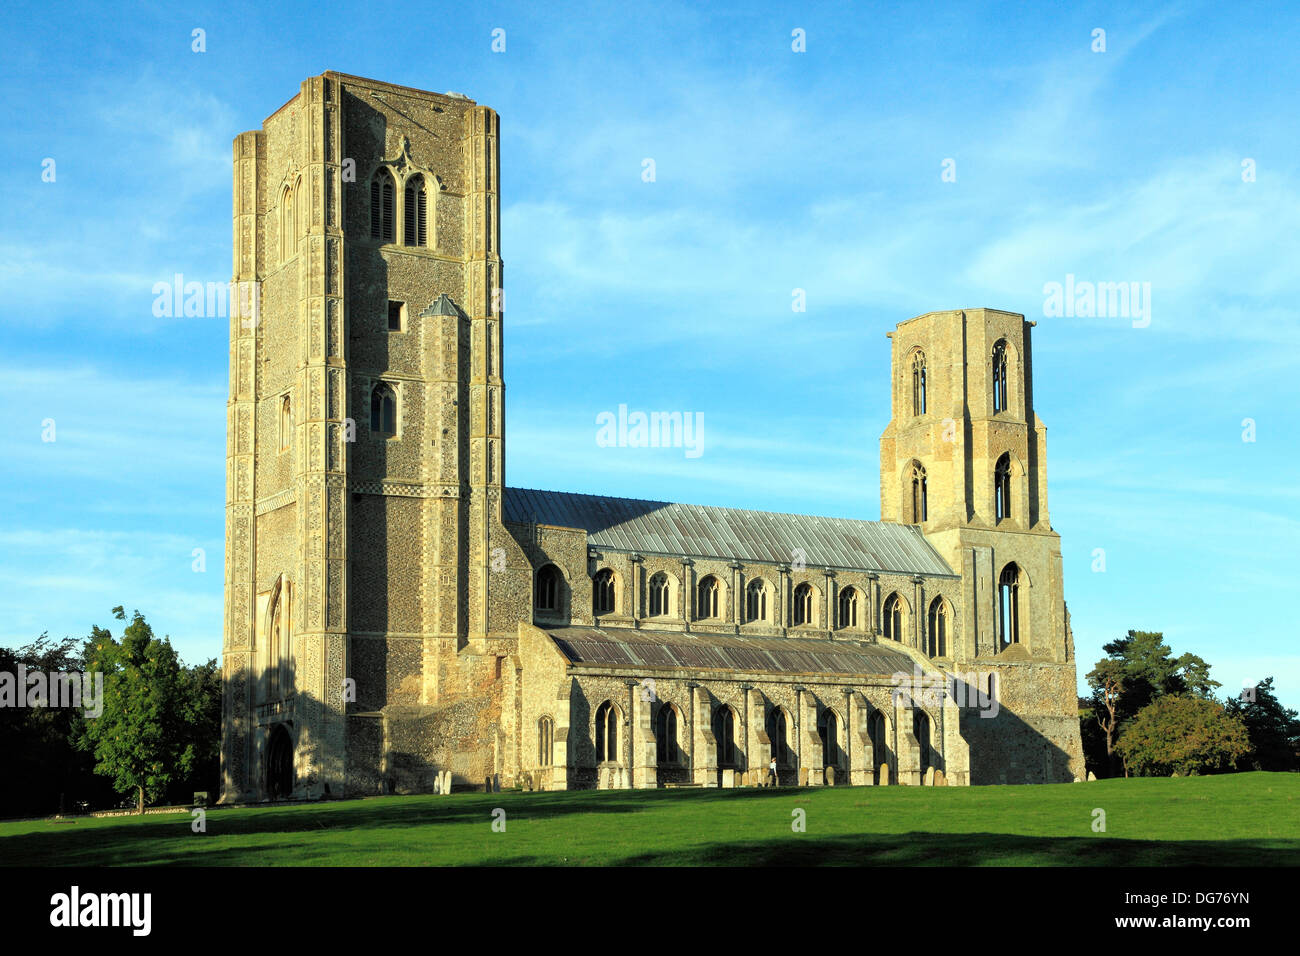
[1,772,1296,866]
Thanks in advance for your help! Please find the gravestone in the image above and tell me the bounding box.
[493,773,501,792]
[824,767,835,786]
[934,769,946,786]
[923,767,935,786]
[442,770,452,793]
[878,765,890,786]
[722,769,735,789]
[1086,771,1097,782]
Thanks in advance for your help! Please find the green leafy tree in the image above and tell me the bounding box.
[1116,695,1250,777]
[168,657,222,804]
[76,609,199,813]
[1224,677,1300,772]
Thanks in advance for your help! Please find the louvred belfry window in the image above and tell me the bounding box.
[371,169,394,242]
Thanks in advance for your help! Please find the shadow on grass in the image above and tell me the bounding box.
[603,832,1300,867]
[5,827,1295,868]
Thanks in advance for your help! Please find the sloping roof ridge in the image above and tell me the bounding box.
[506,485,901,530]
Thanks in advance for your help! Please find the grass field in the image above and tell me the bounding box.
[1,772,1295,866]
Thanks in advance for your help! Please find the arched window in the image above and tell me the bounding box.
[294,175,304,241]
[995,453,1012,521]
[818,709,842,770]
[535,564,560,612]
[279,185,294,262]
[767,707,792,767]
[656,704,679,764]
[404,174,428,246]
[746,578,768,622]
[648,572,671,616]
[370,382,396,436]
[792,583,814,626]
[998,563,1020,648]
[911,350,927,416]
[595,700,619,763]
[883,593,904,642]
[592,568,616,615]
[712,706,737,768]
[838,586,858,628]
[927,598,948,657]
[537,716,554,767]
[910,461,927,524]
[267,578,290,700]
[279,394,292,452]
[370,168,395,242]
[696,575,720,619]
[992,340,1009,413]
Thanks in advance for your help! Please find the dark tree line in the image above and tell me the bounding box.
[0,608,220,818]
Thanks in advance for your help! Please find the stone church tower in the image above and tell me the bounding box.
[221,72,525,802]
[879,309,1082,781]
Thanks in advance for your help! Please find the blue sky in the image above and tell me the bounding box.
[1,1,1296,707]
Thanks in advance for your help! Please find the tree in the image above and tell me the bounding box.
[168,658,222,805]
[1102,630,1218,714]
[0,634,115,817]
[1224,677,1300,772]
[1086,660,1125,773]
[76,610,199,813]
[1116,695,1250,777]
[1085,630,1219,776]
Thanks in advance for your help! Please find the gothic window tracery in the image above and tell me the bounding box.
[911,350,927,415]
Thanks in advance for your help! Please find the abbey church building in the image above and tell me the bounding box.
[219,72,1085,802]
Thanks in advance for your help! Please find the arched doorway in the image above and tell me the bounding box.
[818,709,841,773]
[266,723,294,799]
[869,710,890,783]
[767,707,792,769]
[913,710,933,779]
[712,706,737,768]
